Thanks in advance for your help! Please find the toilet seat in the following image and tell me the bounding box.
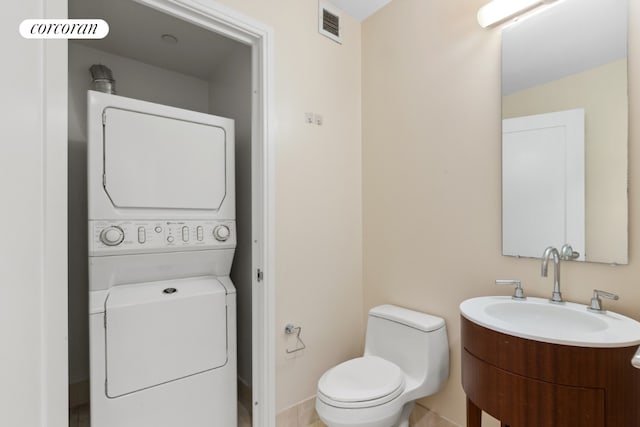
[317,356,405,409]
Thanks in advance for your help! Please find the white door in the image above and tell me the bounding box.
[502,109,585,259]
[105,278,228,397]
[103,107,228,211]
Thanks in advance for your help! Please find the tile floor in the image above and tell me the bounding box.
[409,404,460,427]
[69,400,458,427]
[238,401,252,427]
[274,397,459,427]
[68,404,89,427]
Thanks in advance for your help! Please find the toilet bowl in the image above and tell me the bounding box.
[316,305,449,427]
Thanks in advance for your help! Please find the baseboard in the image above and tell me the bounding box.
[275,396,319,427]
[411,401,461,427]
[69,380,90,408]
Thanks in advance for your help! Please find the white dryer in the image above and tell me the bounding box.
[87,91,237,427]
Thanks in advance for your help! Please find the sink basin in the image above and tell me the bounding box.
[460,296,640,347]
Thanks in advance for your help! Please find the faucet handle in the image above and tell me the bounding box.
[496,279,526,300]
[587,289,619,313]
[560,244,580,260]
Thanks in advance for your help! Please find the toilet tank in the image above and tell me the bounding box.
[364,305,449,398]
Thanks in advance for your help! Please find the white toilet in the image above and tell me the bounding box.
[316,305,449,427]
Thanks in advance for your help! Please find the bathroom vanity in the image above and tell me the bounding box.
[461,316,640,426]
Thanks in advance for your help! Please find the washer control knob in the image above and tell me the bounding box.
[213,225,231,242]
[100,226,124,246]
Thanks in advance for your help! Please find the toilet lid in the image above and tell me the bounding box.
[318,356,405,403]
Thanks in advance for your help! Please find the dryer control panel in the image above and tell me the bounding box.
[89,220,236,256]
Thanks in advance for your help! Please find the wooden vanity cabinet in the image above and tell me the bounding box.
[461,316,640,426]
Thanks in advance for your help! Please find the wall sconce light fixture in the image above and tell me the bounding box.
[477,0,559,28]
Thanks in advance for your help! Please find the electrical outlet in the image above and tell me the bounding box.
[314,114,323,126]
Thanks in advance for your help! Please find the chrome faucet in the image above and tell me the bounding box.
[541,246,563,303]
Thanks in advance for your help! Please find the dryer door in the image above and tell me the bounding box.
[104,277,228,398]
[103,107,227,210]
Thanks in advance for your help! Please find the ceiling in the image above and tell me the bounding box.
[69,0,624,94]
[69,0,246,80]
[68,0,392,79]
[328,0,393,22]
[502,0,627,95]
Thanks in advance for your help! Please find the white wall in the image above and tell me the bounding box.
[1,0,68,426]
[207,45,254,387]
[67,42,211,384]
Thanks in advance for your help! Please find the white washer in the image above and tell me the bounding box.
[87,91,237,427]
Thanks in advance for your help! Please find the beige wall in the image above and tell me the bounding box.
[503,59,628,264]
[363,0,639,426]
[214,0,364,412]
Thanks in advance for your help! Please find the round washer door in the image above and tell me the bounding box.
[318,356,405,404]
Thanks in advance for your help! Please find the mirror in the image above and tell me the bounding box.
[501,0,628,264]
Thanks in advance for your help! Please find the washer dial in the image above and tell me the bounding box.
[100,226,125,246]
[213,225,231,242]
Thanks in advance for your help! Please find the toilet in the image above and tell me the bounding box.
[316,305,449,427]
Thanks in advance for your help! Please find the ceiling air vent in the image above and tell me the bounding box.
[319,1,342,44]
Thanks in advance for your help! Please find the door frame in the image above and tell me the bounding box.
[133,2,277,425]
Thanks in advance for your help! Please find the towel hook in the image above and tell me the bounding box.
[285,323,306,354]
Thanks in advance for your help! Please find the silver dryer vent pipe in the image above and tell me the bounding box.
[89,64,116,94]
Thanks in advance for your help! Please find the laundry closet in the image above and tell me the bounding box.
[67,0,254,422]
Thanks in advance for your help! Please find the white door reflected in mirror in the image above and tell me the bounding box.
[502,109,585,260]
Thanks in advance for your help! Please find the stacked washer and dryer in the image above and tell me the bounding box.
[87,91,237,426]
